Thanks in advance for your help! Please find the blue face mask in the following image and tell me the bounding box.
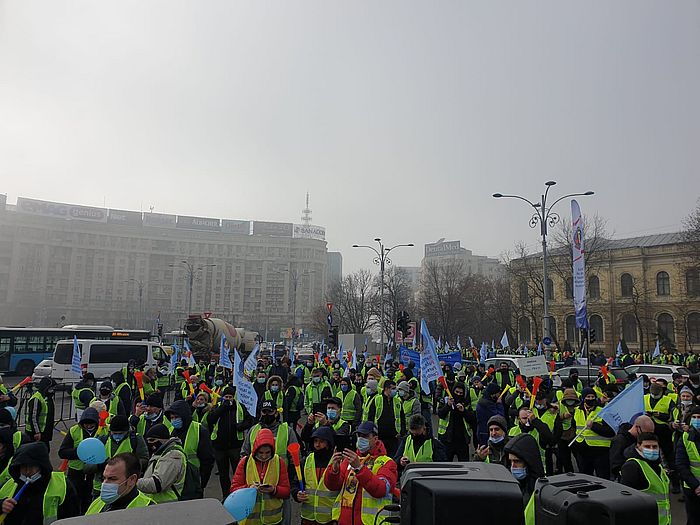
[511,467,528,480]
[357,437,371,453]
[692,419,700,430]
[341,385,349,393]
[100,480,125,504]
[270,385,279,393]
[112,433,127,442]
[489,435,505,444]
[389,389,397,398]
[170,418,183,430]
[326,409,338,420]
[642,448,660,461]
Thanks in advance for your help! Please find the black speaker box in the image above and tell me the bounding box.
[533,473,659,525]
[400,462,525,525]
[54,498,235,525]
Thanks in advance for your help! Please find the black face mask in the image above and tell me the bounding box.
[584,398,597,407]
[411,433,428,446]
[148,441,163,455]
[261,414,276,426]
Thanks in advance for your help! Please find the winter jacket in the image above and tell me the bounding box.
[323,440,398,525]
[504,433,545,506]
[476,397,506,446]
[166,400,215,488]
[207,400,254,449]
[137,438,186,497]
[230,428,291,498]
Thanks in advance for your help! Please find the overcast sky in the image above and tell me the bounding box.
[1,1,699,273]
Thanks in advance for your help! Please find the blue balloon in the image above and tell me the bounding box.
[77,437,106,465]
[223,487,258,521]
[3,407,16,421]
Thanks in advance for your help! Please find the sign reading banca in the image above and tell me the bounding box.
[425,240,462,257]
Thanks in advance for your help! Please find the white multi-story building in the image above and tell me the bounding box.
[0,195,328,337]
[421,239,502,277]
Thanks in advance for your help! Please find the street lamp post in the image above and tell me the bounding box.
[352,239,414,356]
[274,268,315,349]
[493,181,594,342]
[169,261,216,318]
[125,278,145,329]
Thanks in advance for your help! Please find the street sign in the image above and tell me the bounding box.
[518,356,549,377]
[327,314,333,326]
[543,336,552,345]
[326,302,333,313]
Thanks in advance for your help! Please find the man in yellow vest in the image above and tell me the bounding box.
[503,433,545,525]
[87,452,153,513]
[620,432,670,525]
[164,399,215,498]
[645,382,677,493]
[677,406,700,523]
[366,380,402,457]
[395,415,447,476]
[508,407,554,469]
[137,424,186,503]
[323,421,398,525]
[57,407,101,514]
[230,427,290,525]
[24,377,56,452]
[573,387,615,480]
[0,442,80,522]
[294,426,339,525]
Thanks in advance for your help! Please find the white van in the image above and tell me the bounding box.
[51,339,167,384]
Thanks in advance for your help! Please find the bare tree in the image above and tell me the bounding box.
[334,270,377,334]
[375,266,413,343]
[418,260,469,342]
[683,199,700,265]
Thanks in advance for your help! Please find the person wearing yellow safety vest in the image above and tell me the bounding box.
[568,368,584,394]
[57,407,101,514]
[93,381,127,418]
[473,415,510,467]
[138,424,187,503]
[366,380,402,457]
[0,426,23,491]
[93,416,149,494]
[86,452,153,514]
[24,377,56,452]
[190,391,213,425]
[71,373,96,420]
[110,371,133,416]
[164,400,215,499]
[620,432,670,525]
[678,407,700,523]
[339,377,362,430]
[130,393,171,438]
[323,421,398,525]
[645,382,678,493]
[264,376,285,413]
[397,381,421,436]
[208,386,255,497]
[293,426,339,525]
[283,375,304,425]
[437,382,475,461]
[301,397,350,447]
[532,392,562,476]
[242,400,299,474]
[230,427,290,525]
[508,406,554,469]
[557,388,580,474]
[361,379,379,421]
[503,433,545,525]
[0,442,80,523]
[494,362,516,390]
[304,369,333,416]
[394,415,447,477]
[572,387,615,480]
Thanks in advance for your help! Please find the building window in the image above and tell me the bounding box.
[546,278,554,301]
[518,317,531,344]
[565,277,573,299]
[656,271,671,296]
[687,269,700,296]
[566,315,578,344]
[519,281,529,304]
[621,273,634,297]
[689,313,700,344]
[549,317,558,340]
[622,313,638,343]
[589,275,600,299]
[590,314,604,342]
[657,313,675,343]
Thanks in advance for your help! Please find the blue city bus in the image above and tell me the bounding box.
[0,325,152,375]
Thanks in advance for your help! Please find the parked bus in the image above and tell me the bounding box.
[0,325,151,375]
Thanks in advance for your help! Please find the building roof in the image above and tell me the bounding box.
[531,232,686,259]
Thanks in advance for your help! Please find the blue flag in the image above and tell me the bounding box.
[71,336,82,376]
[420,320,443,395]
[652,340,661,360]
[479,342,487,363]
[289,341,295,369]
[596,377,645,433]
[537,342,543,356]
[219,335,232,369]
[616,341,623,357]
[468,337,475,349]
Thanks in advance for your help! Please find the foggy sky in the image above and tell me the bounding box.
[1,1,699,273]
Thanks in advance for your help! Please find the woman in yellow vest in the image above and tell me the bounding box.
[620,432,670,525]
[295,426,339,525]
[0,442,81,523]
[230,428,290,525]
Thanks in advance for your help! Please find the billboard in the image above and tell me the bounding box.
[252,221,293,237]
[293,224,326,241]
[143,212,176,228]
[425,240,462,257]
[176,215,221,232]
[16,197,108,223]
[108,209,143,226]
[222,219,250,235]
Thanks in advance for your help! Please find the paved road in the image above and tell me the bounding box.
[5,376,688,522]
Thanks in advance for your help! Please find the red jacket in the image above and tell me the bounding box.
[323,440,398,525]
[230,427,291,499]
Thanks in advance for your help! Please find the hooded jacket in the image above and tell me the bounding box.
[58,408,100,464]
[324,439,398,525]
[208,398,254,449]
[1,443,80,524]
[504,433,545,505]
[476,383,506,446]
[137,437,186,497]
[165,400,215,488]
[230,428,290,498]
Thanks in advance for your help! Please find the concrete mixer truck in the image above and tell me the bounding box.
[183,314,260,361]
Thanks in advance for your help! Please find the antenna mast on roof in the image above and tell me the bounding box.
[301,192,312,225]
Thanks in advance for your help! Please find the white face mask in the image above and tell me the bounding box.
[19,472,41,484]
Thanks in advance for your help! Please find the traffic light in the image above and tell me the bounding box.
[157,323,163,338]
[328,325,339,348]
[397,310,411,338]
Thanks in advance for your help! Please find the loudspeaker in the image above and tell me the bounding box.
[401,462,525,525]
[55,499,235,525]
[534,473,659,525]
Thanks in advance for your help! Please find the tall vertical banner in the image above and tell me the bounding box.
[233,349,258,416]
[571,200,589,330]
